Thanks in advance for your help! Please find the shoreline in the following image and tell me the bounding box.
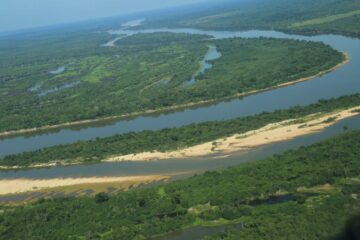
[2,106,357,196]
[104,106,360,162]
[0,52,349,138]
[0,175,169,195]
[2,105,358,170]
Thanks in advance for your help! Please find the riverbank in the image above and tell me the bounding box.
[1,104,358,170]
[3,128,359,240]
[105,106,360,162]
[0,175,169,195]
[0,52,349,138]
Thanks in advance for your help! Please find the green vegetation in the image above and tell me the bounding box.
[192,38,342,97]
[1,2,359,239]
[289,14,360,38]
[1,130,360,239]
[2,93,360,167]
[0,30,343,133]
[291,9,360,27]
[0,32,206,132]
[95,192,110,204]
[147,0,360,38]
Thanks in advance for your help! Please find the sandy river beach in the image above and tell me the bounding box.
[106,106,360,162]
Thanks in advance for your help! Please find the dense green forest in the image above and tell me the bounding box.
[0,32,206,132]
[2,93,360,167]
[1,130,359,239]
[191,38,342,98]
[0,1,359,239]
[0,30,343,133]
[145,0,360,38]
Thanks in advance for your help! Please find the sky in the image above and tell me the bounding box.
[0,0,209,33]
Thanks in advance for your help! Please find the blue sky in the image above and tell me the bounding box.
[0,0,208,32]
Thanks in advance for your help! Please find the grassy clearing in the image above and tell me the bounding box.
[0,176,169,205]
[291,9,360,27]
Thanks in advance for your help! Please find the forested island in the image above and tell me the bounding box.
[2,93,359,167]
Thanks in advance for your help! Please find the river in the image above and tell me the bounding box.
[1,27,360,240]
[0,29,359,157]
[1,114,359,180]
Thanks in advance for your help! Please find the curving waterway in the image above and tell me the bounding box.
[0,29,360,158]
[185,44,222,85]
[1,114,360,180]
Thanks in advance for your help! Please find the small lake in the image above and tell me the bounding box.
[0,29,359,158]
[122,19,145,28]
[49,66,66,74]
[38,81,81,97]
[101,35,126,47]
